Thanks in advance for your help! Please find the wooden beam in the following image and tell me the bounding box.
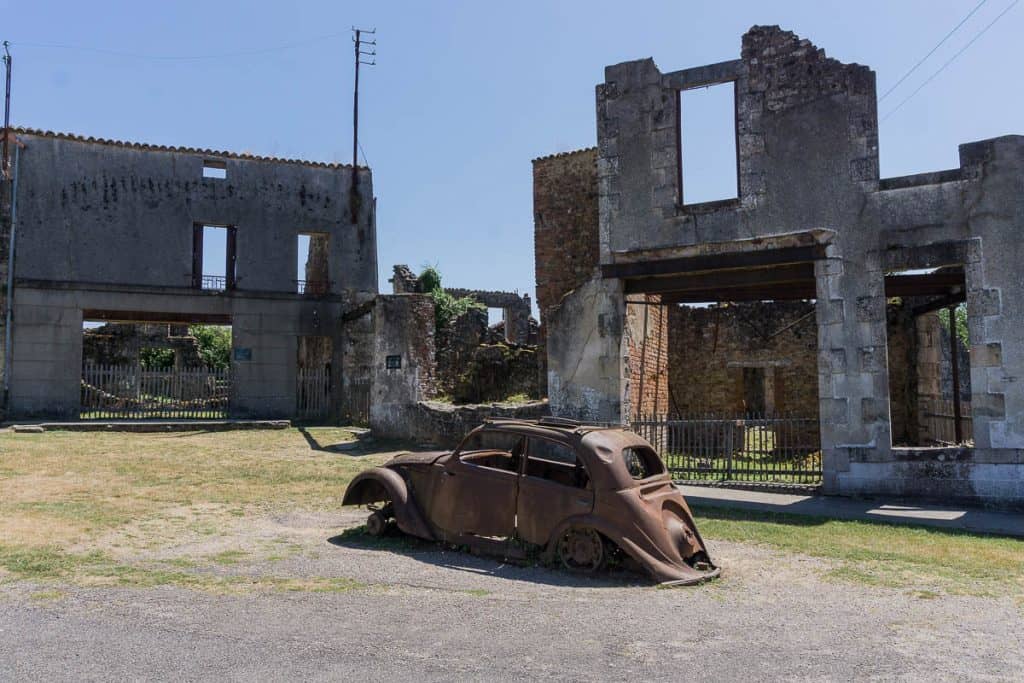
[82,310,232,325]
[911,291,966,317]
[884,272,964,297]
[658,283,817,303]
[602,245,826,280]
[624,263,815,295]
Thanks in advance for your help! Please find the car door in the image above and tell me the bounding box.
[429,430,521,539]
[515,437,594,546]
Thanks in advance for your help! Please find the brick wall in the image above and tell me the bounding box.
[532,148,600,325]
[667,302,820,417]
[626,297,670,418]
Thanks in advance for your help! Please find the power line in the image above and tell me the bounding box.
[879,0,989,102]
[9,31,349,62]
[882,0,1019,122]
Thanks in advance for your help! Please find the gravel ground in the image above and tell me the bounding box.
[1,509,1022,681]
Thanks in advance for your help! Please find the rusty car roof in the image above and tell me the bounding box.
[474,418,666,491]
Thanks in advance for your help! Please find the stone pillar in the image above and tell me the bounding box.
[369,294,437,438]
[815,245,893,494]
[959,136,1024,449]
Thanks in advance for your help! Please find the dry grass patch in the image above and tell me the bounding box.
[0,427,392,590]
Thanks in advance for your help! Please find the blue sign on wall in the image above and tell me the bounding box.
[233,347,252,361]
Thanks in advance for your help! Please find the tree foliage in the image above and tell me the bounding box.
[139,347,175,369]
[940,304,969,346]
[190,325,232,369]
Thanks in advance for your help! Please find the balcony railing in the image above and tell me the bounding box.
[201,275,227,291]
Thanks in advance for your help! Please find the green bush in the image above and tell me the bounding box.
[189,325,232,369]
[416,265,484,334]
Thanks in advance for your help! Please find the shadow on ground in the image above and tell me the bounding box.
[327,527,651,589]
[297,427,430,457]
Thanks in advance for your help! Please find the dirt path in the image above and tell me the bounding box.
[2,510,1021,681]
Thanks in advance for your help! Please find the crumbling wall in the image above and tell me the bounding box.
[408,400,549,447]
[667,302,819,417]
[82,323,203,368]
[532,148,600,391]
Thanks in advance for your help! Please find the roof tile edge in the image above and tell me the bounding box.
[9,126,362,171]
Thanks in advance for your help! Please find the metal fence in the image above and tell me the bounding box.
[81,363,230,419]
[296,367,331,420]
[922,399,973,445]
[631,412,822,485]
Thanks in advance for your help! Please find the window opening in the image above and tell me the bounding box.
[678,82,739,204]
[297,232,329,295]
[621,446,665,480]
[458,430,524,473]
[193,224,236,291]
[202,160,227,179]
[525,438,588,489]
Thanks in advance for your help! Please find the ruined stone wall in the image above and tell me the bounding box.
[82,323,203,368]
[667,302,820,417]
[625,297,670,418]
[434,307,540,403]
[532,149,600,324]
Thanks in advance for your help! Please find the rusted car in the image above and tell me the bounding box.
[342,417,719,586]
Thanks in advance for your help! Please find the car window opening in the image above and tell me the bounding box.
[622,446,665,480]
[457,431,523,473]
[526,438,589,489]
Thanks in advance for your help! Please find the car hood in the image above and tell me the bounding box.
[387,451,449,467]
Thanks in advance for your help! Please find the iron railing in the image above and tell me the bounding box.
[201,274,227,291]
[81,363,230,419]
[631,412,822,486]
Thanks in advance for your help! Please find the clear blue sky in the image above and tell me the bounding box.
[3,1,1021,313]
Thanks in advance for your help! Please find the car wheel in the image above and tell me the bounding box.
[556,527,606,573]
[366,510,389,537]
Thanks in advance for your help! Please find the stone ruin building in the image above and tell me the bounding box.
[0,127,380,421]
[534,26,1024,507]
[387,265,540,404]
[82,323,203,369]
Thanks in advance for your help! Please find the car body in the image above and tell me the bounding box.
[342,417,719,586]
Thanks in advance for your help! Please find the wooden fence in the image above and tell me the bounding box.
[922,399,973,445]
[296,367,331,420]
[81,364,230,419]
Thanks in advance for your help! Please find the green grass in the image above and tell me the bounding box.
[693,505,1024,599]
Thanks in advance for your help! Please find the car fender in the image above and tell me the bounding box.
[342,467,435,541]
[540,513,719,586]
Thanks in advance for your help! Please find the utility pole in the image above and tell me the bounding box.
[352,28,376,169]
[2,41,11,180]
[350,28,375,225]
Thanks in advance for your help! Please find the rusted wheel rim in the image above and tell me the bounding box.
[366,510,387,536]
[557,527,605,573]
